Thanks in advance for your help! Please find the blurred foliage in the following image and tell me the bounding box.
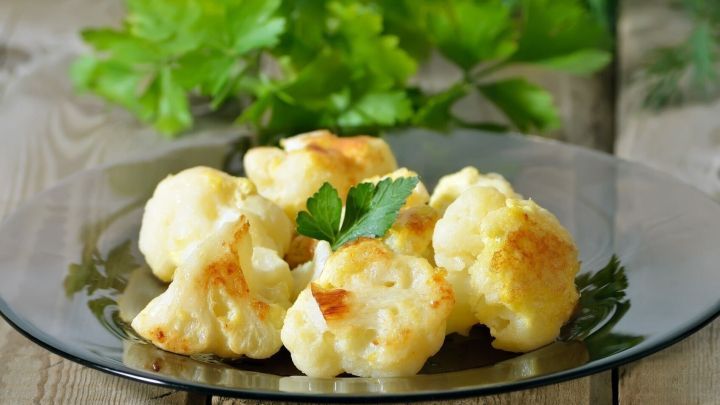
[642,0,720,109]
[71,0,612,143]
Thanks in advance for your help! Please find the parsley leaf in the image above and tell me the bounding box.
[511,0,612,74]
[412,83,470,131]
[296,183,343,243]
[72,0,613,139]
[560,255,645,358]
[426,0,516,71]
[562,255,631,341]
[296,177,419,250]
[478,78,560,133]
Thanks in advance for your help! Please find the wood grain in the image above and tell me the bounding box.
[618,318,720,404]
[0,321,208,404]
[212,372,611,405]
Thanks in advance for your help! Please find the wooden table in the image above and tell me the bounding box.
[1,0,719,403]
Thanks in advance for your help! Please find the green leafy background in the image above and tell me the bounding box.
[72,0,613,143]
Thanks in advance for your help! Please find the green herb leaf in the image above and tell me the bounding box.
[563,255,630,341]
[511,0,612,74]
[296,177,419,250]
[478,78,560,132]
[226,0,286,55]
[426,0,516,71]
[560,255,645,358]
[333,177,419,249]
[338,91,413,128]
[412,83,469,131]
[296,183,343,243]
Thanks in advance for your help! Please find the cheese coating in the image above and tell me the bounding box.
[433,187,579,351]
[132,218,290,358]
[281,239,454,377]
[243,130,397,221]
[138,166,292,282]
[429,166,519,214]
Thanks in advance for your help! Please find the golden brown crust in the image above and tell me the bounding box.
[430,268,455,309]
[149,327,191,354]
[489,211,579,305]
[285,235,318,269]
[310,282,351,321]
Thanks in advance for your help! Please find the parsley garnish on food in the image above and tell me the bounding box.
[563,255,629,341]
[296,177,419,250]
[560,255,644,358]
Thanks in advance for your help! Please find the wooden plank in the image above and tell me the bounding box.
[0,321,207,404]
[618,319,720,404]
[616,0,720,403]
[212,372,611,405]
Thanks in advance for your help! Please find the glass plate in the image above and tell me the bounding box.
[1,129,719,402]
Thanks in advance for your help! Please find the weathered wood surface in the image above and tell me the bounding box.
[0,322,206,404]
[616,1,720,403]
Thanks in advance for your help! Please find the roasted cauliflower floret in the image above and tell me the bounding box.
[429,167,519,214]
[138,166,292,282]
[383,205,439,260]
[132,218,289,359]
[243,130,397,221]
[281,239,454,377]
[363,168,430,208]
[433,187,579,350]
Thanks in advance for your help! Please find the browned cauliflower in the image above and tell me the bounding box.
[433,187,579,351]
[243,130,397,221]
[132,217,290,359]
[281,239,454,377]
[429,167,519,214]
[138,166,292,282]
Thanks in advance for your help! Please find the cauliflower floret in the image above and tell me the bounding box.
[243,130,397,221]
[360,168,436,259]
[433,187,579,351]
[383,205,439,261]
[362,167,430,208]
[429,167,519,214]
[281,239,454,377]
[132,217,290,359]
[138,166,292,282]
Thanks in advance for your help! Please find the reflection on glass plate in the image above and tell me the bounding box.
[1,129,719,401]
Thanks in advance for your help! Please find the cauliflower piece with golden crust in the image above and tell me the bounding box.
[383,205,439,261]
[132,218,289,359]
[433,187,579,350]
[138,166,292,282]
[429,167,519,214]
[243,130,397,221]
[361,168,436,260]
[281,239,454,377]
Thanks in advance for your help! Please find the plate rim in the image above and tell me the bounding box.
[1,129,720,401]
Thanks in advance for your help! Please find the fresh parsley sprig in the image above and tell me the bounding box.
[560,255,644,359]
[296,177,419,250]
